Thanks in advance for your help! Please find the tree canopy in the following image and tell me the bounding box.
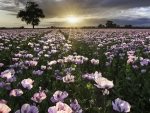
[98,24,105,28]
[124,24,132,28]
[105,20,119,28]
[17,1,45,29]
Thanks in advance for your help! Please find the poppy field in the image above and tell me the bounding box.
[0,28,150,113]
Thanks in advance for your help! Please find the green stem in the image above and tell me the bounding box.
[103,95,106,113]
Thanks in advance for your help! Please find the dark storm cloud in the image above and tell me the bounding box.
[0,0,20,12]
[100,0,150,9]
[82,17,150,26]
[112,18,150,26]
[1,0,150,17]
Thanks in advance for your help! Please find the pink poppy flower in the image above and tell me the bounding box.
[112,98,131,112]
[41,65,46,70]
[0,63,4,67]
[94,77,114,89]
[141,69,146,73]
[48,101,72,113]
[91,59,99,65]
[70,99,82,113]
[15,103,39,113]
[140,59,149,66]
[33,70,43,76]
[48,60,57,66]
[21,78,34,90]
[9,89,23,97]
[127,58,134,64]
[0,99,7,104]
[56,76,62,80]
[74,59,83,65]
[127,51,135,56]
[57,59,64,63]
[0,82,5,88]
[51,50,57,54]
[0,69,15,80]
[0,103,11,113]
[24,54,33,58]
[102,89,109,95]
[62,74,74,83]
[12,58,19,62]
[28,61,38,67]
[50,91,68,103]
[127,56,138,64]
[31,92,46,103]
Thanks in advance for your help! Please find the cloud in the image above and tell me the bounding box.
[45,21,65,26]
[1,0,150,17]
[1,0,150,26]
[113,18,150,26]
[0,0,25,12]
[6,13,17,15]
[100,0,150,9]
[81,17,150,27]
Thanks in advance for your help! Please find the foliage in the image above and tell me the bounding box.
[17,2,45,29]
[105,20,119,28]
[98,24,105,28]
[124,24,132,28]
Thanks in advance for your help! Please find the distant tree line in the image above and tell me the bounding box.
[98,20,133,28]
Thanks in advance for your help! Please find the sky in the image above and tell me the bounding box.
[1,0,150,28]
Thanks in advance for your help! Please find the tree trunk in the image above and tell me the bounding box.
[33,24,34,29]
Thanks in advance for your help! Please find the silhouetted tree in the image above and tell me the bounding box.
[17,2,45,29]
[116,25,120,28]
[20,26,24,29]
[98,24,105,28]
[51,26,55,28]
[105,20,119,28]
[112,23,117,28]
[106,20,113,28]
[124,24,132,28]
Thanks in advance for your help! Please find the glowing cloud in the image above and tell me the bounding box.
[67,15,80,24]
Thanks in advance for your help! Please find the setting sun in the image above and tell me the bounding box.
[67,16,79,24]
